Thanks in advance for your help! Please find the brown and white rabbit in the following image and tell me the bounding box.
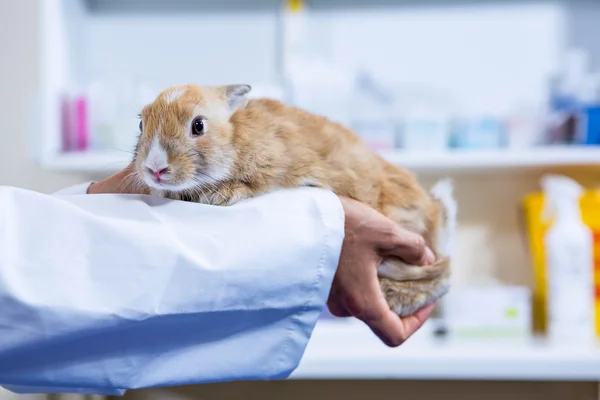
[131,84,457,317]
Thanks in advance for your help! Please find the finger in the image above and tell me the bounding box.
[364,306,407,347]
[398,302,437,337]
[381,226,435,266]
[369,302,437,347]
[358,274,408,347]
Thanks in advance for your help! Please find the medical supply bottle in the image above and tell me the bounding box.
[541,174,595,342]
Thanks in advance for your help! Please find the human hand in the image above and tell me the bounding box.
[327,196,436,347]
[87,163,150,195]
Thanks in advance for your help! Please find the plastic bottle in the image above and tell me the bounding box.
[60,90,76,152]
[73,93,89,152]
[281,0,309,60]
[550,48,589,113]
[280,0,310,105]
[87,80,117,152]
[280,0,354,126]
[576,71,600,145]
[402,106,450,151]
[541,174,595,343]
[60,86,89,153]
[547,48,590,144]
[350,70,396,151]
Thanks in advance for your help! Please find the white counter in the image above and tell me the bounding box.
[291,320,600,381]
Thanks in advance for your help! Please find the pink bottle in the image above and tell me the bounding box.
[73,95,89,152]
[60,95,74,152]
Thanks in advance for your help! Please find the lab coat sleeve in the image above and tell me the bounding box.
[0,185,345,395]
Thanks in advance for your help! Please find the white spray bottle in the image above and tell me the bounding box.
[541,174,595,342]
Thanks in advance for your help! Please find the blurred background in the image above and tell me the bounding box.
[3,0,600,399]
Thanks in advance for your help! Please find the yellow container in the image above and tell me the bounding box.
[522,189,600,335]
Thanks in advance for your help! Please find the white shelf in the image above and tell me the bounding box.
[41,151,132,172]
[41,146,600,174]
[290,320,600,381]
[380,146,600,172]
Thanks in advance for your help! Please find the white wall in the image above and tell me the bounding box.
[80,1,565,116]
[313,2,564,113]
[0,0,95,194]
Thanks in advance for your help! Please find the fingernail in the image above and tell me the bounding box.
[424,247,435,265]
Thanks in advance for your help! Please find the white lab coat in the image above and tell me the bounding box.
[0,183,345,395]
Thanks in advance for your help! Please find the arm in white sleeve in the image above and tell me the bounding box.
[0,185,345,395]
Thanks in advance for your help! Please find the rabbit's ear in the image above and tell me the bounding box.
[224,84,252,112]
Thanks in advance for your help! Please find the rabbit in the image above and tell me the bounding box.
[130,83,457,317]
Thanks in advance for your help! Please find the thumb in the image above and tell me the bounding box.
[358,268,409,347]
[381,226,435,266]
[363,295,408,347]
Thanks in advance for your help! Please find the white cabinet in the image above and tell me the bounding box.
[35,0,600,173]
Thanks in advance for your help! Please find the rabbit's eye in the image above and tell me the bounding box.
[191,117,205,137]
